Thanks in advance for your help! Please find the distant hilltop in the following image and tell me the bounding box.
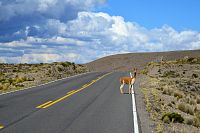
[85,49,200,71]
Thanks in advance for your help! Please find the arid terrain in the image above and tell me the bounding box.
[0,50,200,132]
[140,56,200,133]
[86,50,200,71]
[0,62,88,94]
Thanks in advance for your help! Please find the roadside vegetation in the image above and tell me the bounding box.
[0,62,88,94]
[140,56,200,133]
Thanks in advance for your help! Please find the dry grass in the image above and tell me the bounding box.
[196,97,200,104]
[162,87,174,96]
[174,91,184,99]
[0,62,88,93]
[178,103,194,115]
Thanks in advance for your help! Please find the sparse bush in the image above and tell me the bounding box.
[0,83,10,90]
[162,88,173,96]
[186,105,194,115]
[61,62,72,67]
[57,65,63,72]
[167,103,173,107]
[192,73,198,78]
[174,91,184,99]
[0,84,3,90]
[178,103,194,115]
[162,112,184,123]
[163,115,170,123]
[185,117,194,125]
[189,99,196,105]
[178,103,185,112]
[193,114,200,127]
[140,69,148,75]
[196,97,200,104]
[162,70,179,78]
[171,101,175,105]
[15,76,27,83]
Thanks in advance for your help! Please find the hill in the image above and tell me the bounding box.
[86,50,200,71]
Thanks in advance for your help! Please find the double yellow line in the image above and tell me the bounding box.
[36,72,111,109]
[0,124,4,129]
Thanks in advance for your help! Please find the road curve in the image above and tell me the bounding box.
[0,72,135,133]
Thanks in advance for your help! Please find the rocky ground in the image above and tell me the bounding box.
[140,56,200,133]
[0,62,88,94]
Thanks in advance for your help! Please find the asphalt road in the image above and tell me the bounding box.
[0,72,135,133]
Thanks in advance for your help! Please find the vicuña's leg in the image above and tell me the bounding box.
[120,81,125,94]
[131,79,135,94]
[129,83,131,94]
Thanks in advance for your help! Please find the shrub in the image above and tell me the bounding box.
[0,84,3,90]
[162,71,179,78]
[192,73,198,78]
[171,101,175,105]
[196,97,200,104]
[162,88,173,96]
[192,117,200,127]
[61,62,71,67]
[167,103,173,107]
[186,105,194,115]
[57,66,63,72]
[174,91,184,99]
[0,83,10,90]
[178,103,185,112]
[178,103,194,115]
[162,112,184,123]
[140,69,148,75]
[163,115,170,123]
[185,117,194,125]
[189,99,196,105]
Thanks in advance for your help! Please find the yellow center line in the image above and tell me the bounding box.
[0,124,4,129]
[67,90,75,94]
[82,84,89,88]
[36,101,53,108]
[42,90,78,108]
[36,72,112,109]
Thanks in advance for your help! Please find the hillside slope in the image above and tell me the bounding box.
[86,50,200,71]
[0,62,88,93]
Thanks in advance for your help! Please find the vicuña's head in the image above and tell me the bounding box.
[133,68,137,72]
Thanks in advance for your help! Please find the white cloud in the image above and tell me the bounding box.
[0,0,105,21]
[0,53,80,64]
[0,11,200,64]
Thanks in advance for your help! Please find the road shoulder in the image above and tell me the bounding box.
[134,75,155,133]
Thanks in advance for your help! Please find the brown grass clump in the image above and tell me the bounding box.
[178,103,185,112]
[0,83,10,90]
[162,70,179,78]
[193,114,200,127]
[162,88,174,96]
[178,103,194,115]
[174,91,184,99]
[163,115,170,124]
[196,97,200,104]
[140,69,148,75]
[185,117,193,125]
[189,99,196,105]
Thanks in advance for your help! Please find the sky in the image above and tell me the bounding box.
[100,0,200,31]
[0,0,200,64]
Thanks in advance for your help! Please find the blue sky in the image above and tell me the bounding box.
[100,0,200,31]
[0,0,200,64]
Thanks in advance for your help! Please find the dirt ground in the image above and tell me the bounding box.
[139,57,200,133]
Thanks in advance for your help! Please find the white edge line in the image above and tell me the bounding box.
[0,71,94,96]
[132,85,139,133]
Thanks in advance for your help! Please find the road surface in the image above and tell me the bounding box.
[0,72,137,133]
